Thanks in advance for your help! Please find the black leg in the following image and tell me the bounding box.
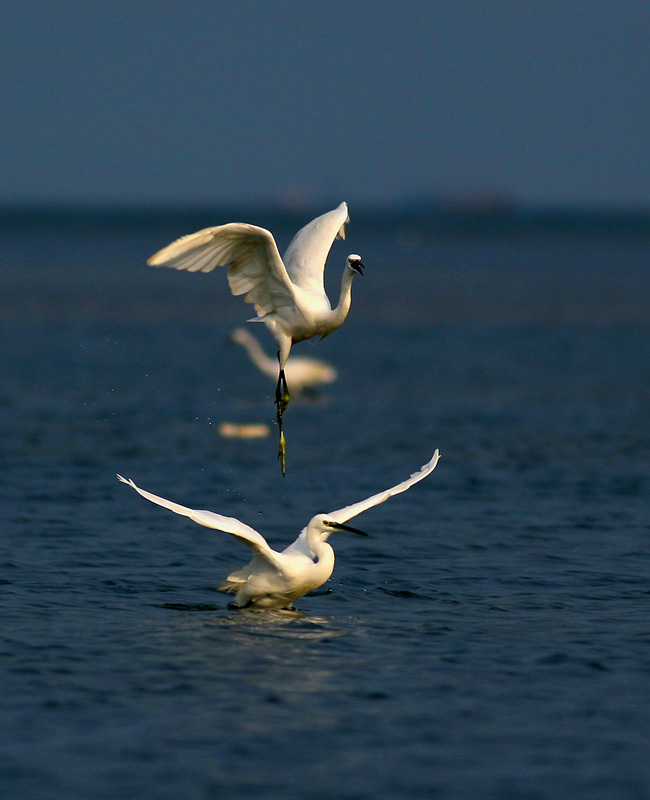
[275,356,290,476]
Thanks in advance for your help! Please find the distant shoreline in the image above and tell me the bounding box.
[1,201,650,238]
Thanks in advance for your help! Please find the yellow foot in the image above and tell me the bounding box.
[277,431,286,477]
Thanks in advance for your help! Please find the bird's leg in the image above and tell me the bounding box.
[275,355,290,476]
[276,404,287,477]
[227,600,254,611]
[276,362,290,409]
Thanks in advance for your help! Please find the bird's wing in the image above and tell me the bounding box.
[117,475,283,569]
[325,450,441,524]
[282,202,349,293]
[148,223,297,319]
[282,527,311,557]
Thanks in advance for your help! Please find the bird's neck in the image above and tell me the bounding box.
[241,335,277,378]
[329,268,355,329]
[307,536,335,570]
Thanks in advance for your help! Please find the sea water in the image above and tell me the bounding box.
[2,207,650,798]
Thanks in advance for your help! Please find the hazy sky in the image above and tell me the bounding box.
[2,1,649,208]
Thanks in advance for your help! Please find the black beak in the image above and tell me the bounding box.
[352,261,364,276]
[324,519,368,536]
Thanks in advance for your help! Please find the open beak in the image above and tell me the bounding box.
[324,519,368,536]
[352,261,364,276]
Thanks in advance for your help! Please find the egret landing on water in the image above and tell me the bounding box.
[231,327,337,394]
[117,450,440,610]
[147,202,363,475]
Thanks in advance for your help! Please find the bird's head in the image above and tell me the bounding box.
[229,327,251,346]
[346,254,364,276]
[309,513,368,542]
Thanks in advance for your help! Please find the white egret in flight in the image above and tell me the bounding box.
[117,450,440,610]
[231,327,337,394]
[147,202,363,475]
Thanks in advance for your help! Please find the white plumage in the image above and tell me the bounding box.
[148,203,363,474]
[117,450,440,609]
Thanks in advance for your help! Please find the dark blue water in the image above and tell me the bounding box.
[2,208,650,798]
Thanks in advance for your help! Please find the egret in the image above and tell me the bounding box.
[231,327,337,394]
[117,449,440,610]
[147,202,363,475]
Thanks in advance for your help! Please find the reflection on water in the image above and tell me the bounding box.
[159,601,341,635]
[3,214,650,799]
[215,607,348,642]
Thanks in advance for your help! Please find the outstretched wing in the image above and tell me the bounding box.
[117,475,283,568]
[148,223,296,319]
[326,450,441,524]
[282,202,349,293]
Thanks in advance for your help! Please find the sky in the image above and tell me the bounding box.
[1,0,649,209]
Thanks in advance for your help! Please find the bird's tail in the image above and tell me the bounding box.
[219,568,248,594]
[218,579,241,594]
